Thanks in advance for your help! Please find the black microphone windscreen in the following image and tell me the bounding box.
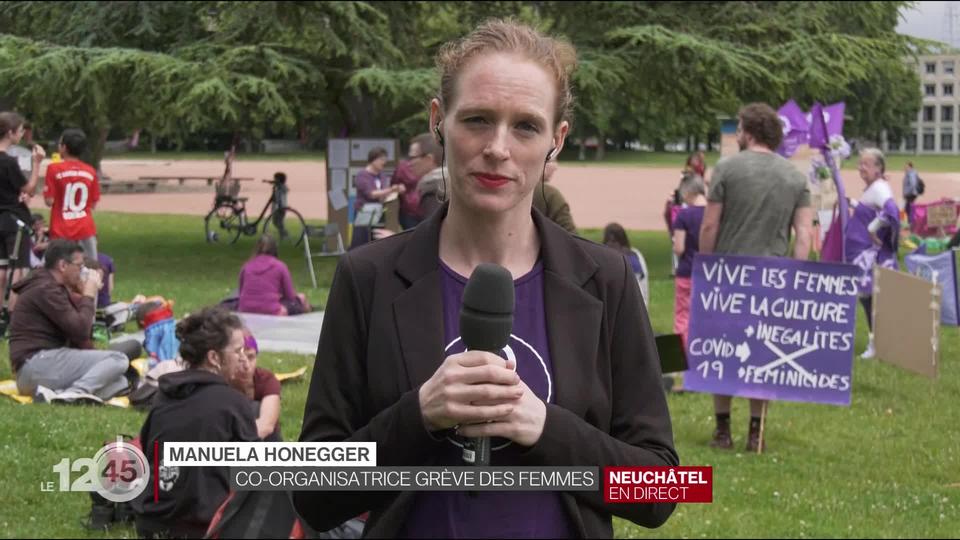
[460,263,514,352]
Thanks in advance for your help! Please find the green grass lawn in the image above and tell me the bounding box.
[0,213,957,538]
[564,148,960,174]
[103,148,960,175]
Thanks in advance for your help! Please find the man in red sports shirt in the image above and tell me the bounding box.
[43,129,99,258]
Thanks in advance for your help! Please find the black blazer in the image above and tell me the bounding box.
[295,205,678,538]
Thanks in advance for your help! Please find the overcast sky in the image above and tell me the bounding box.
[897,1,950,44]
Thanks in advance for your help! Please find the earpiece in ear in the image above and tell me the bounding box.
[546,147,557,162]
[434,124,444,146]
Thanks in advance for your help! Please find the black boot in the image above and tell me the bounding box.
[84,492,115,531]
[709,414,733,449]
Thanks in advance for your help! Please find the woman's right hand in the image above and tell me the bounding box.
[32,144,46,163]
[418,351,522,432]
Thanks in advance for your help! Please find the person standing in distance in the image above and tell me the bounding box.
[699,102,814,453]
[901,161,919,228]
[0,112,45,310]
[43,129,100,259]
[407,132,444,223]
[846,148,899,360]
[295,19,677,538]
[350,147,405,248]
[532,157,577,233]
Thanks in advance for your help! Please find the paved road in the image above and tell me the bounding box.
[31,157,958,231]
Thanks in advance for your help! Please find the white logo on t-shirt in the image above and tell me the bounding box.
[62,182,89,220]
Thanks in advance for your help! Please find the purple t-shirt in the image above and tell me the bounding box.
[354,169,386,212]
[398,260,574,539]
[672,205,705,278]
[97,253,115,307]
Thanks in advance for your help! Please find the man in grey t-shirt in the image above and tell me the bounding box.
[699,103,814,453]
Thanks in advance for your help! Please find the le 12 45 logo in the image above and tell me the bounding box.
[42,437,150,502]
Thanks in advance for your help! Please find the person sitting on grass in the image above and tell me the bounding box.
[96,251,115,307]
[29,213,49,267]
[237,234,311,316]
[602,222,649,306]
[9,239,133,403]
[228,329,283,441]
[131,306,258,539]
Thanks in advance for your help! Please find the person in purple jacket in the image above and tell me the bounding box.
[294,19,677,539]
[237,234,311,316]
[350,147,405,249]
[846,148,899,359]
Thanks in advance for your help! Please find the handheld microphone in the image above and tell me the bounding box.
[459,263,514,466]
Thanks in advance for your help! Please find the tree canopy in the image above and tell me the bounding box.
[0,1,929,167]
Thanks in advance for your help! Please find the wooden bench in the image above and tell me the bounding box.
[99,179,161,193]
[260,139,303,153]
[99,177,254,194]
[137,176,254,186]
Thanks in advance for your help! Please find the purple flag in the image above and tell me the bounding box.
[805,101,849,260]
[776,100,809,158]
[806,101,846,148]
[807,102,829,149]
[779,99,809,133]
[823,102,846,137]
[684,254,860,406]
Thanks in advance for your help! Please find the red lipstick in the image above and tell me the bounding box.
[473,173,510,189]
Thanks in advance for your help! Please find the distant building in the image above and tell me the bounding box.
[886,53,960,154]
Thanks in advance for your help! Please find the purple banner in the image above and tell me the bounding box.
[776,100,846,158]
[684,254,860,406]
[905,250,960,326]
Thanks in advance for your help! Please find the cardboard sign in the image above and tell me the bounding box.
[873,267,940,378]
[927,203,958,229]
[685,254,860,406]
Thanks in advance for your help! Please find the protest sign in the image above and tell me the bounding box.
[904,250,959,326]
[874,267,941,378]
[927,203,958,230]
[685,254,859,406]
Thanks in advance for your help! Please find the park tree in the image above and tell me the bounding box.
[0,1,928,164]
[0,1,401,167]
[343,1,925,156]
[0,33,306,169]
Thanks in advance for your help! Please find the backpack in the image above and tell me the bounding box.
[205,490,366,539]
[205,490,304,539]
[917,177,926,196]
[84,436,142,531]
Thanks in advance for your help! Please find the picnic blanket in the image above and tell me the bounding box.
[1,361,307,406]
[110,311,325,356]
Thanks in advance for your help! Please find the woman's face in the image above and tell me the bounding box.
[230,342,256,387]
[432,53,568,216]
[370,155,388,173]
[212,328,246,382]
[858,155,882,184]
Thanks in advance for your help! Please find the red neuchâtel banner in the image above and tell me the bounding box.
[604,467,713,503]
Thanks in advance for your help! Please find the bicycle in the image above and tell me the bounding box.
[204,173,307,247]
[0,215,28,339]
